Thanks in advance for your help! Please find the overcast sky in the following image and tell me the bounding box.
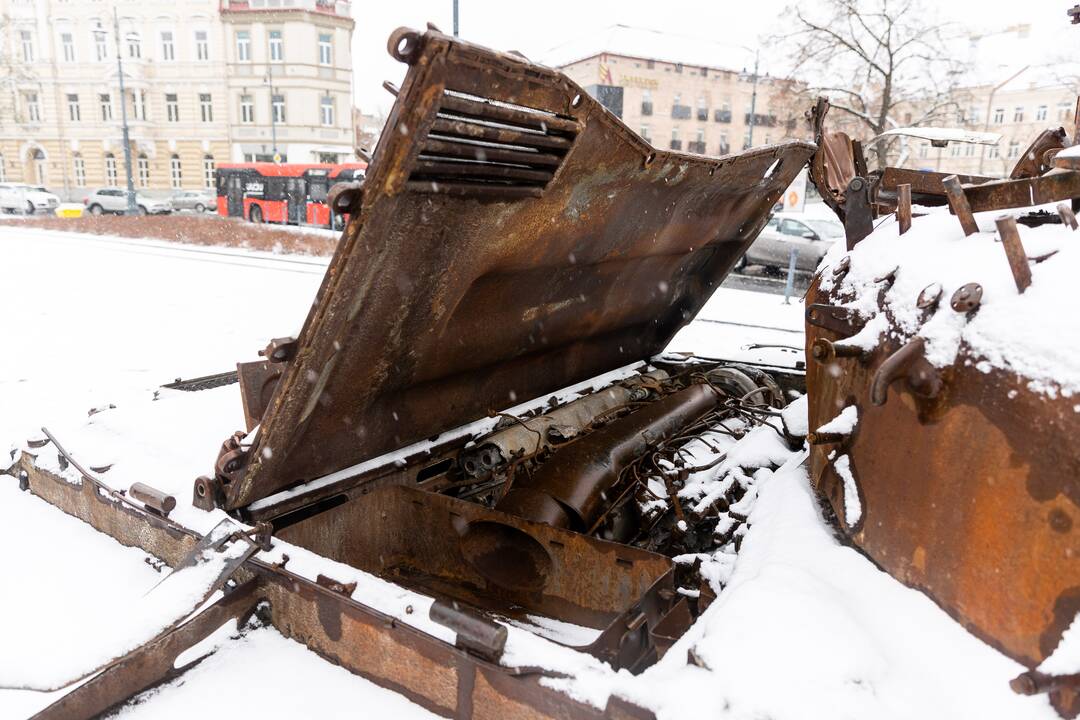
[351,0,1073,114]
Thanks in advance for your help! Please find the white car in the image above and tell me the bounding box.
[740,213,845,272]
[84,188,172,215]
[0,183,60,215]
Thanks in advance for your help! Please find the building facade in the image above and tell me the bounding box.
[906,69,1078,178]
[558,46,801,158]
[0,0,353,199]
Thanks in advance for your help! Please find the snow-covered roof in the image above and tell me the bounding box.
[543,24,757,75]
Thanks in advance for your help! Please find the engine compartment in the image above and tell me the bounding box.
[238,359,801,671]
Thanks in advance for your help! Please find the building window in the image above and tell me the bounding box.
[170,154,182,188]
[236,30,250,61]
[100,93,113,121]
[1007,140,1020,158]
[718,131,729,155]
[641,89,652,116]
[127,32,141,59]
[1059,102,1074,121]
[61,32,76,62]
[32,149,47,185]
[993,107,1004,124]
[0,155,6,182]
[240,94,254,123]
[203,155,215,189]
[199,93,213,122]
[320,94,334,126]
[22,92,41,122]
[918,142,928,158]
[133,90,147,121]
[1013,106,1024,123]
[987,144,1000,159]
[161,31,175,61]
[949,142,961,157]
[964,142,976,157]
[137,154,150,187]
[73,154,86,186]
[195,30,209,60]
[67,93,80,121]
[318,33,332,65]
[166,93,179,122]
[105,153,118,185]
[269,29,283,62]
[640,125,650,141]
[94,23,107,61]
[20,30,35,62]
[670,127,681,150]
[1036,105,1047,122]
[968,107,981,125]
[696,95,707,121]
[272,93,285,123]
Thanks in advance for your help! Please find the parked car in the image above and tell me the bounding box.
[0,183,60,215]
[84,188,172,215]
[170,189,216,213]
[740,213,845,272]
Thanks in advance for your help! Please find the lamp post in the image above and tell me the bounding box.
[740,48,762,149]
[266,61,279,162]
[94,9,137,214]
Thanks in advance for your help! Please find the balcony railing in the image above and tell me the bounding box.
[641,102,653,116]
[714,109,732,123]
[696,109,708,121]
[744,112,778,127]
[671,105,691,120]
[717,143,730,155]
[687,141,707,154]
[669,139,683,150]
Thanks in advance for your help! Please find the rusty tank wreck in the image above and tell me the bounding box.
[2,19,1079,720]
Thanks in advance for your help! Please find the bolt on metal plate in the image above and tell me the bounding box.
[950,282,983,313]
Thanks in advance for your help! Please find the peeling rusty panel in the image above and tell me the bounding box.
[277,485,673,633]
[14,454,197,566]
[804,277,1080,672]
[32,582,261,720]
[227,27,814,509]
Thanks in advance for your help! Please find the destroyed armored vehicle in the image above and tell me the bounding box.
[6,27,814,719]
[802,98,1080,718]
[5,21,1079,720]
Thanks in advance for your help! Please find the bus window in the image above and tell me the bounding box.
[310,180,329,202]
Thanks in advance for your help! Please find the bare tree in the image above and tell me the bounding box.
[773,0,968,167]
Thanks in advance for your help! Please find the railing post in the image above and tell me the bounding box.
[784,246,798,304]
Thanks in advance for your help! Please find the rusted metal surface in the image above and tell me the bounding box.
[995,215,1033,293]
[961,170,1080,213]
[31,582,261,720]
[843,177,875,248]
[805,280,1080,684]
[1059,202,1079,229]
[430,600,508,663]
[276,482,681,671]
[942,174,980,235]
[806,97,855,221]
[1010,128,1069,179]
[213,27,813,510]
[9,456,661,719]
[495,383,720,533]
[897,183,912,234]
[128,482,176,516]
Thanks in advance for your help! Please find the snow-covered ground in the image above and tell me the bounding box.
[0,225,1058,718]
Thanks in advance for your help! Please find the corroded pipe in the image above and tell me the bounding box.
[495,382,721,530]
[460,383,721,591]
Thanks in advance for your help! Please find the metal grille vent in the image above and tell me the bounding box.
[407,90,579,199]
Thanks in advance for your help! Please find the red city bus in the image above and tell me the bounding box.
[215,162,366,228]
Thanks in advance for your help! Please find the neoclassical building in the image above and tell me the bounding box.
[0,0,354,198]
